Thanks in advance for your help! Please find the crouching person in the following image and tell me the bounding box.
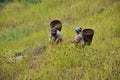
[71,26,85,48]
[49,28,62,46]
[49,20,62,46]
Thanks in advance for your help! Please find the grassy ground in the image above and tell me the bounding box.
[0,0,120,80]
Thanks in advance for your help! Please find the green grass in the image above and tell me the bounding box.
[0,0,120,80]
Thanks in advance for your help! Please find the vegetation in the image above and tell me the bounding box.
[0,0,120,80]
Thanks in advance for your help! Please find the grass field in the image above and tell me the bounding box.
[0,0,120,80]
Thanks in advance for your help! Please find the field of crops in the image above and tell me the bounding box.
[0,0,120,80]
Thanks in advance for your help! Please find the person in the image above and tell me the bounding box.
[70,26,85,48]
[49,20,62,45]
[49,28,62,45]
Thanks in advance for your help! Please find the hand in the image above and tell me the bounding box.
[70,40,75,43]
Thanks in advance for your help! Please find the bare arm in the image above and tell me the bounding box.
[49,34,52,43]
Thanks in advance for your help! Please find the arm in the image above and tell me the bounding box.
[70,36,81,43]
[75,36,81,43]
[49,34,52,43]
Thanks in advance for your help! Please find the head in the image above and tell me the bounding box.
[75,26,82,34]
[51,28,57,37]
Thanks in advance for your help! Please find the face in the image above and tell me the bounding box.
[75,30,79,34]
[51,28,57,37]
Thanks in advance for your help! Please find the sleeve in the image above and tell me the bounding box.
[75,35,81,43]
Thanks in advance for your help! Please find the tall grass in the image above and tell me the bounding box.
[0,0,120,80]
